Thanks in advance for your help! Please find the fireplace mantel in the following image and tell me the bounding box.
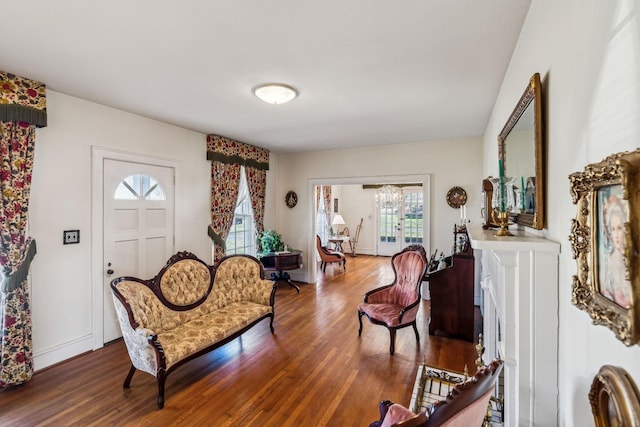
[468,224,560,427]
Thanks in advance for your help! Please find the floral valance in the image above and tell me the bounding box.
[0,72,47,128]
[206,134,269,170]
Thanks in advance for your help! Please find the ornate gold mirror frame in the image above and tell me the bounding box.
[589,365,640,426]
[569,150,640,345]
[498,73,544,229]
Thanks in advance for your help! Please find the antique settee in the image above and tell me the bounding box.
[110,251,277,409]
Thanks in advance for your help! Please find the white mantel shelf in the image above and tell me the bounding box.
[467,223,560,253]
[466,222,560,427]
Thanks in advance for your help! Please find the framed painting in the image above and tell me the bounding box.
[569,150,640,345]
[589,365,640,426]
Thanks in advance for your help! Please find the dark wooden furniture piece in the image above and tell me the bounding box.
[369,359,503,427]
[426,226,475,342]
[329,237,352,253]
[358,245,428,355]
[259,250,303,293]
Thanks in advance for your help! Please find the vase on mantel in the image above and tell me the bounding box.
[488,176,516,236]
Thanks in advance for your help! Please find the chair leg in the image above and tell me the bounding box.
[412,322,420,343]
[343,258,347,271]
[389,328,396,355]
[358,311,364,336]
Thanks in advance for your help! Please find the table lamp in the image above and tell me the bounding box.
[332,214,345,236]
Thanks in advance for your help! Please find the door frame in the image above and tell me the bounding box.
[91,146,178,350]
[306,174,430,286]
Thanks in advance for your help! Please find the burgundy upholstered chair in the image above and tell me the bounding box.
[369,359,503,427]
[316,235,346,272]
[358,245,428,355]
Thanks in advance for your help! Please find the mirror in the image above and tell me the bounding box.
[498,73,544,229]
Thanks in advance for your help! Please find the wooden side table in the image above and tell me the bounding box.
[328,237,352,253]
[258,250,303,293]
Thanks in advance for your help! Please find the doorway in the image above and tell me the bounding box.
[377,187,423,256]
[307,175,430,285]
[92,148,176,348]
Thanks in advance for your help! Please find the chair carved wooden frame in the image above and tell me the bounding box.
[358,244,428,355]
[369,359,503,427]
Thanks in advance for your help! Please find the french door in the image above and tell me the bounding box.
[377,189,423,256]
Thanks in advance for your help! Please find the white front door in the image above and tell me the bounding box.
[103,159,175,343]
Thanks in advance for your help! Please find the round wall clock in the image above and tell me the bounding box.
[285,191,298,208]
[446,186,467,208]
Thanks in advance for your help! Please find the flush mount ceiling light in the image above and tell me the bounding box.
[253,83,298,104]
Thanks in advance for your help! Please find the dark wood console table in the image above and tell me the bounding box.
[258,250,303,293]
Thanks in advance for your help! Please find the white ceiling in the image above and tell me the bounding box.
[0,0,531,153]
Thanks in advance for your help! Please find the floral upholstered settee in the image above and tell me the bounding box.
[110,251,276,409]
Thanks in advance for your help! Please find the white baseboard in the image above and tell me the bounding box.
[34,334,94,371]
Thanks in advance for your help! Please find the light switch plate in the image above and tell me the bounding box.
[63,230,80,244]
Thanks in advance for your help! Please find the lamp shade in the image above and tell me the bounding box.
[332,214,345,226]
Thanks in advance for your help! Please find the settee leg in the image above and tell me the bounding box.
[358,311,364,336]
[156,370,167,409]
[412,322,420,343]
[389,329,396,355]
[269,314,275,333]
[123,364,136,388]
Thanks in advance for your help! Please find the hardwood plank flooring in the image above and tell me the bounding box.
[0,255,481,426]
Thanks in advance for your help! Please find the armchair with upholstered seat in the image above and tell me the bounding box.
[369,359,503,427]
[316,235,346,272]
[358,245,428,355]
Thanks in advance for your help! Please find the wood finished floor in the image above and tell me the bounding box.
[0,255,481,427]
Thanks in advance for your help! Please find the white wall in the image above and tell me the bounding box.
[274,137,483,283]
[483,0,640,425]
[333,184,377,255]
[29,90,212,369]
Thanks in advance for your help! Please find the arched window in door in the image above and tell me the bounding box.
[114,174,166,200]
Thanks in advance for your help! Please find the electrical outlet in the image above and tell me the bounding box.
[63,230,80,245]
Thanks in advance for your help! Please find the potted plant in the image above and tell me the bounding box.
[259,230,285,253]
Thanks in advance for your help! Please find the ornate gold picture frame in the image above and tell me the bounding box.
[589,365,640,426]
[569,150,640,345]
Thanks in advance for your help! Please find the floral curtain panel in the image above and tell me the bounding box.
[323,185,332,232]
[0,72,46,388]
[208,161,241,263]
[206,135,269,263]
[245,167,267,240]
[315,186,321,214]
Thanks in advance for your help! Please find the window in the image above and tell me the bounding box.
[226,167,257,256]
[114,174,166,200]
[403,190,423,244]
